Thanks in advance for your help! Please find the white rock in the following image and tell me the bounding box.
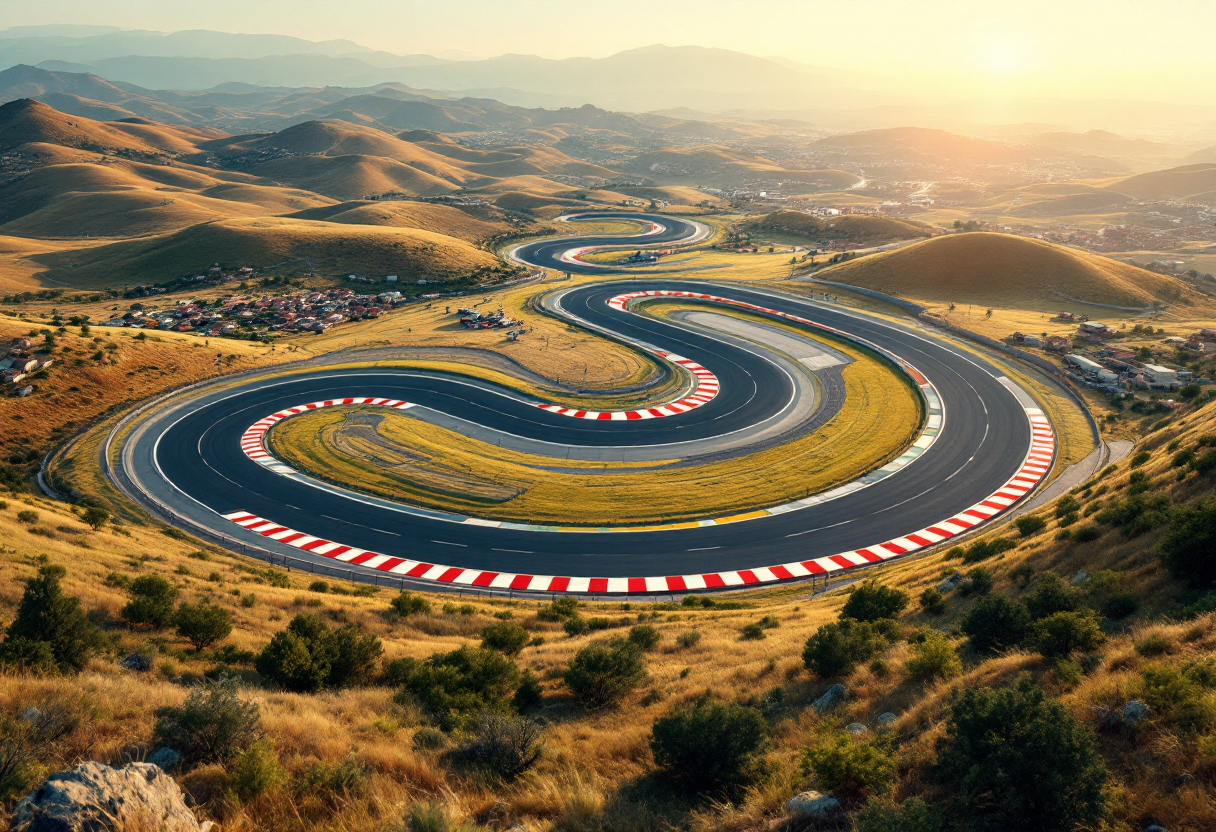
[812,683,847,713]
[786,790,841,820]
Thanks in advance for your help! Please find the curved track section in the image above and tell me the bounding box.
[508,212,710,274]
[121,216,1056,595]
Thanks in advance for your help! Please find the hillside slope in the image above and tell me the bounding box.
[817,232,1194,309]
[0,98,160,154]
[1107,163,1216,202]
[747,210,932,244]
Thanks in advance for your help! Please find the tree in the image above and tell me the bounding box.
[121,575,180,629]
[81,506,109,531]
[1024,573,1083,620]
[256,613,381,692]
[650,701,769,792]
[564,640,646,708]
[802,619,891,677]
[841,580,908,622]
[153,675,262,767]
[480,622,530,656]
[174,603,233,651]
[0,565,101,673]
[1028,610,1105,658]
[1159,501,1216,587]
[934,677,1108,831]
[961,595,1030,652]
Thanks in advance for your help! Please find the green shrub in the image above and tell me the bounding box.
[739,623,766,640]
[457,712,544,780]
[174,602,233,651]
[961,595,1030,652]
[120,574,180,629]
[1097,494,1171,537]
[298,759,367,800]
[841,580,908,622]
[1140,664,1216,730]
[919,587,946,615]
[801,733,893,800]
[480,622,530,656]
[1194,448,1216,475]
[1134,632,1174,657]
[1056,496,1081,518]
[934,677,1108,832]
[81,506,109,531]
[15,509,38,524]
[564,640,646,708]
[1028,610,1105,658]
[226,738,284,803]
[153,675,261,766]
[308,581,329,594]
[0,565,101,673]
[256,613,382,692]
[536,596,579,621]
[627,624,662,650]
[1015,515,1047,536]
[1071,523,1102,542]
[854,797,942,832]
[1159,501,1216,587]
[905,631,961,680]
[513,670,543,711]
[406,802,458,832]
[961,537,1017,563]
[1129,451,1151,467]
[0,696,85,802]
[802,619,891,677]
[1100,592,1140,620]
[562,615,589,636]
[412,727,447,751]
[1173,448,1196,468]
[395,646,524,729]
[675,630,701,649]
[650,701,769,792]
[391,591,431,617]
[1025,573,1084,620]
[958,566,994,596]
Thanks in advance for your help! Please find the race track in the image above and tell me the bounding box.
[116,213,1056,594]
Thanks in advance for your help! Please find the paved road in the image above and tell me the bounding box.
[122,266,1045,589]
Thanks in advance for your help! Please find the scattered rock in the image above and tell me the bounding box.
[786,790,841,820]
[11,761,212,832]
[1092,705,1122,732]
[1122,699,1152,726]
[845,722,869,735]
[811,684,847,713]
[1167,771,1195,790]
[937,573,963,593]
[21,706,42,722]
[1144,824,1169,832]
[874,712,897,729]
[1072,569,1090,585]
[120,653,152,672]
[147,747,182,772]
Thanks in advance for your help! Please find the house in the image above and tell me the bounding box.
[8,338,31,352]
[1141,364,1179,388]
[1067,355,1105,377]
[1077,321,1111,340]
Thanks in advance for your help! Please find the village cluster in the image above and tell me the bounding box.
[0,337,52,395]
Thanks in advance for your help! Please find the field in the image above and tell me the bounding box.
[265,332,920,525]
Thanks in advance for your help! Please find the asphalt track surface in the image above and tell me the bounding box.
[130,213,1047,589]
[511,212,706,274]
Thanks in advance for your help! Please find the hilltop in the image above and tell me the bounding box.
[1106,162,1216,203]
[816,232,1195,309]
[0,98,159,153]
[746,210,932,244]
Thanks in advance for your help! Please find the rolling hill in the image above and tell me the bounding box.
[817,232,1196,310]
[1106,163,1216,203]
[621,146,859,189]
[746,210,931,244]
[29,216,502,286]
[0,98,160,153]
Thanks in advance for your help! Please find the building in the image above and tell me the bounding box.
[1067,354,1105,377]
[1141,364,1179,388]
[1077,321,1111,340]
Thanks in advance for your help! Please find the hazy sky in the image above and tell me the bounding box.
[3,0,1215,103]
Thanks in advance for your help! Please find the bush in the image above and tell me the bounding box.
[675,630,701,649]
[1097,494,1171,537]
[919,587,946,615]
[1100,591,1140,620]
[1025,573,1084,620]
[1140,664,1216,730]
[536,596,579,621]
[391,591,432,617]
[1129,450,1151,468]
[564,640,646,708]
[958,566,994,596]
[513,670,543,711]
[650,701,769,792]
[933,677,1107,832]
[0,565,101,673]
[16,509,37,524]
[458,712,544,780]
[256,613,382,692]
[174,603,233,651]
[412,727,447,751]
[480,622,530,656]
[226,738,284,803]
[395,646,525,729]
[628,624,662,650]
[1194,448,1216,476]
[1159,501,1216,587]
[841,580,908,622]
[905,631,961,680]
[1028,610,1105,658]
[1015,515,1047,537]
[153,675,261,766]
[121,575,180,629]
[801,733,894,800]
[854,797,942,832]
[802,619,891,677]
[1071,523,1102,543]
[961,596,1030,652]
[308,580,329,594]
[739,623,766,640]
[961,537,1017,563]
